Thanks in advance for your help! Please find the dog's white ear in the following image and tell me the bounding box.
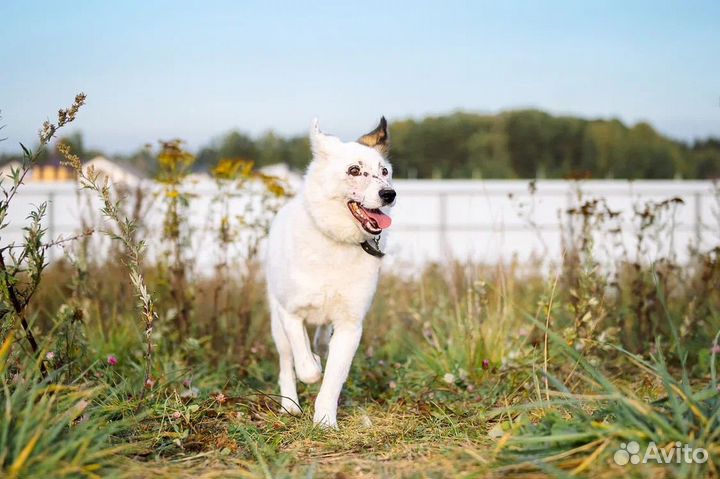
[309,118,340,161]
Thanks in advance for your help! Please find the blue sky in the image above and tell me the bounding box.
[1,0,718,154]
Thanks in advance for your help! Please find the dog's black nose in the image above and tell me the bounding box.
[379,188,396,205]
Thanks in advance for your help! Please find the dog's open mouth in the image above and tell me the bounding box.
[347,201,392,235]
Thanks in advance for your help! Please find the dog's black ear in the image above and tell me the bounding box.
[357,117,389,156]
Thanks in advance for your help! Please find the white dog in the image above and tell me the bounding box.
[264,117,395,428]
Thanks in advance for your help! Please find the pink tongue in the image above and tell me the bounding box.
[364,208,392,229]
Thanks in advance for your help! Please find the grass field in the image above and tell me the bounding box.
[1,96,719,478]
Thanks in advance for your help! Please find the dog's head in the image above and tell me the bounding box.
[303,117,396,242]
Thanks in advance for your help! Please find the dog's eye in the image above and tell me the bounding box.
[382,167,388,176]
[348,166,361,176]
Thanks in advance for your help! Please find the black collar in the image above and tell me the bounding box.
[360,236,384,258]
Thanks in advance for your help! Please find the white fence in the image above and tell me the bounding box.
[387,180,719,267]
[1,180,718,270]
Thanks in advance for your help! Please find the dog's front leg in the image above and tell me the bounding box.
[313,322,362,428]
[270,314,301,415]
[280,313,323,384]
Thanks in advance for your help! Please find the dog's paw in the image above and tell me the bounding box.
[313,409,338,429]
[295,357,322,384]
[280,398,302,416]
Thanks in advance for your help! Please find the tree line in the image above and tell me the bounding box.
[387,111,719,179]
[3,110,719,179]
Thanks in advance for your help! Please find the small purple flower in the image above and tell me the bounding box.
[107,355,118,366]
[482,359,490,370]
[711,344,720,355]
[183,378,192,388]
[45,351,56,361]
[171,411,182,420]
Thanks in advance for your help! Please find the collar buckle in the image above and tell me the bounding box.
[360,235,384,258]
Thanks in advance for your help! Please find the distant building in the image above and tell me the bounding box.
[0,161,75,183]
[34,164,74,182]
[82,156,145,187]
[3,156,145,185]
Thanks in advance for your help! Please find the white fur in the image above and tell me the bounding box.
[264,119,394,428]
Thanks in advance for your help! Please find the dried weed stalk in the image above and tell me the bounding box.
[0,94,87,373]
[60,136,158,391]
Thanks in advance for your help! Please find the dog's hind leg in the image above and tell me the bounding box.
[313,322,362,428]
[313,324,333,361]
[274,303,322,385]
[270,303,302,416]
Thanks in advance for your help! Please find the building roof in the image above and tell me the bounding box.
[84,156,144,187]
